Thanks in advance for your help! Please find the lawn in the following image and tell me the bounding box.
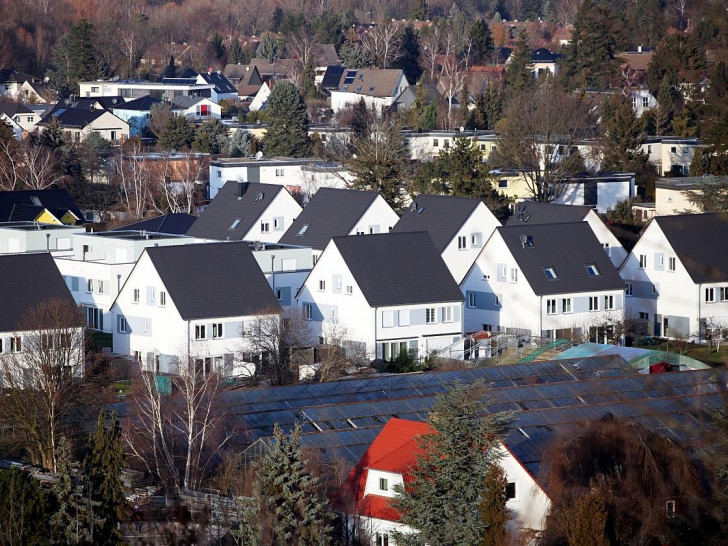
[634,339,728,367]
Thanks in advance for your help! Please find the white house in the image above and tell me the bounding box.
[249,80,274,112]
[54,230,196,333]
[278,188,399,260]
[641,137,699,176]
[461,222,625,341]
[187,181,302,244]
[111,242,282,376]
[296,232,465,360]
[109,95,164,138]
[619,213,728,340]
[330,68,409,114]
[0,222,83,254]
[391,194,501,284]
[0,103,40,138]
[171,96,222,121]
[503,201,628,268]
[653,177,705,216]
[39,109,130,143]
[248,242,314,309]
[79,80,214,103]
[529,48,562,78]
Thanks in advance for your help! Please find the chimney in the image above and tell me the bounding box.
[237,181,245,199]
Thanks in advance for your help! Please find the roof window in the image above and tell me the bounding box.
[543,266,558,280]
[585,263,600,276]
[297,224,310,235]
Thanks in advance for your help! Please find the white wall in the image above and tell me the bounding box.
[349,195,400,237]
[499,444,551,536]
[240,190,303,244]
[584,210,628,268]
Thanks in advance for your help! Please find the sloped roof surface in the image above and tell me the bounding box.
[334,68,406,97]
[0,253,78,332]
[114,95,163,111]
[530,48,562,63]
[498,222,624,295]
[0,102,34,117]
[198,72,237,94]
[502,201,591,226]
[391,194,487,252]
[0,189,85,223]
[332,231,464,306]
[186,182,285,241]
[655,213,728,283]
[144,242,281,320]
[278,188,379,250]
[114,213,197,235]
[171,95,206,109]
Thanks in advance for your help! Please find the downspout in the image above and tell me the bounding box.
[698,283,701,341]
[539,295,543,340]
[187,320,191,372]
[374,307,378,360]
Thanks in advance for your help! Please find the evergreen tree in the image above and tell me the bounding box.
[392,384,511,545]
[505,31,535,96]
[474,87,503,130]
[338,29,371,69]
[467,19,493,66]
[256,34,281,63]
[409,0,431,21]
[262,81,311,157]
[163,55,177,79]
[0,468,53,544]
[158,115,196,151]
[479,464,509,546]
[271,7,284,32]
[229,129,254,157]
[559,0,619,90]
[302,60,318,99]
[193,119,230,154]
[600,93,646,171]
[85,411,125,546]
[256,424,332,545]
[209,32,226,61]
[228,38,246,65]
[396,25,422,83]
[646,34,706,96]
[39,117,68,150]
[47,19,105,97]
[0,119,14,143]
[420,103,438,131]
[567,490,610,546]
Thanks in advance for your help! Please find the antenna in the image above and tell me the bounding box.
[255,151,263,160]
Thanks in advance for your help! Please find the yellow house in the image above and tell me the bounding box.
[0,189,85,225]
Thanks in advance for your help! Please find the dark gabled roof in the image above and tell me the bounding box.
[530,48,562,63]
[321,66,345,90]
[113,95,163,111]
[391,194,487,252]
[332,232,464,307]
[144,242,281,320]
[44,108,106,129]
[498,222,624,296]
[655,213,728,283]
[198,72,238,94]
[503,201,591,226]
[171,95,207,109]
[114,213,197,235]
[186,182,285,241]
[0,189,85,223]
[0,69,33,84]
[42,96,124,121]
[0,253,78,332]
[278,188,379,251]
[0,102,34,117]
[9,204,47,222]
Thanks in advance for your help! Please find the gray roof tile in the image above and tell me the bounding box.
[502,201,591,226]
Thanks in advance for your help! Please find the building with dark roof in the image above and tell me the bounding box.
[296,231,464,361]
[278,188,398,255]
[391,194,501,283]
[113,213,197,235]
[461,222,625,340]
[111,241,281,376]
[620,213,728,340]
[330,68,410,113]
[187,182,301,243]
[0,189,86,225]
[39,105,129,143]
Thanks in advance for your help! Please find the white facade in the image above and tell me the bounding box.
[619,220,725,340]
[249,82,272,112]
[582,209,628,268]
[111,252,274,377]
[79,80,215,102]
[641,138,698,176]
[461,232,625,339]
[630,88,658,118]
[654,178,702,216]
[173,98,222,121]
[404,131,498,161]
[0,223,83,254]
[330,72,409,114]
[250,245,314,308]
[296,240,464,360]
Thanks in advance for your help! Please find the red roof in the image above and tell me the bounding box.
[338,418,433,521]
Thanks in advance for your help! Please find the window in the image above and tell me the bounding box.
[318,280,326,291]
[216,170,222,178]
[665,500,676,518]
[195,325,206,340]
[10,337,21,353]
[721,287,728,302]
[546,299,557,314]
[87,278,93,292]
[604,295,615,310]
[261,221,270,233]
[505,482,516,500]
[119,316,128,333]
[376,533,389,546]
[149,288,155,302]
[498,179,508,188]
[297,224,310,235]
[433,138,439,147]
[468,292,477,308]
[668,257,676,272]
[495,294,501,307]
[143,320,149,333]
[212,323,223,339]
[639,311,649,320]
[671,146,677,154]
[274,217,282,230]
[471,233,482,247]
[458,235,467,250]
[625,282,633,296]
[706,287,716,303]
[561,298,572,313]
[346,285,353,295]
[585,264,600,276]
[304,304,313,320]
[510,268,518,283]
[589,296,599,311]
[85,307,103,330]
[379,477,388,491]
[275,168,284,177]
[426,308,437,324]
[229,218,241,229]
[443,139,449,148]
[160,291,166,306]
[642,96,649,108]
[133,288,140,303]
[651,283,657,295]
[543,266,558,280]
[639,254,647,269]
[442,306,453,323]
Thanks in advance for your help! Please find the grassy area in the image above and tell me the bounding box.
[634,340,728,367]
[114,380,133,397]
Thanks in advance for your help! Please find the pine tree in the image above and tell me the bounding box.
[229,129,254,157]
[302,60,318,99]
[396,25,422,83]
[193,119,230,154]
[392,385,511,544]
[39,116,68,150]
[256,424,332,545]
[0,468,53,544]
[256,34,281,63]
[158,115,196,151]
[209,32,226,60]
[479,464,509,546]
[409,0,430,21]
[47,19,106,97]
[85,411,126,546]
[262,81,311,158]
[420,103,438,131]
[505,31,535,96]
[600,93,646,171]
[228,38,246,65]
[271,7,284,32]
[567,490,609,546]
[467,19,493,66]
[339,28,372,69]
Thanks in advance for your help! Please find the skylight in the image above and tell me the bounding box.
[585,263,600,276]
[543,266,558,280]
[229,218,241,230]
[297,224,310,235]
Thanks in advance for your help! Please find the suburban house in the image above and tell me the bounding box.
[187,182,302,244]
[461,222,625,341]
[111,242,281,376]
[330,68,410,114]
[0,252,84,375]
[247,242,315,308]
[653,177,706,216]
[641,137,699,176]
[296,231,465,360]
[503,201,627,268]
[109,95,163,137]
[0,221,83,254]
[0,102,40,138]
[79,80,215,102]
[278,188,399,260]
[391,194,501,284]
[248,80,275,111]
[529,48,562,77]
[0,69,36,99]
[171,96,222,121]
[113,213,198,235]
[39,108,130,143]
[401,129,497,161]
[54,230,195,333]
[0,189,86,225]
[619,213,728,340]
[194,71,238,102]
[340,418,550,545]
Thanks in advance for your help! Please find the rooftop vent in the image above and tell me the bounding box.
[520,234,533,248]
[254,192,264,202]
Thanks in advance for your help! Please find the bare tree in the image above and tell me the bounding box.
[153,153,208,214]
[439,57,467,130]
[16,144,66,190]
[556,0,584,26]
[420,24,442,82]
[317,321,369,382]
[0,299,85,472]
[112,139,154,220]
[674,0,689,31]
[361,22,401,69]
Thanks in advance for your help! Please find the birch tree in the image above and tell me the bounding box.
[113,140,154,220]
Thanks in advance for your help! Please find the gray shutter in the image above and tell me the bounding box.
[72,277,79,292]
[410,308,427,325]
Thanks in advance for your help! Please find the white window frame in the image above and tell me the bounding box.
[561,298,572,314]
[510,268,518,283]
[304,304,313,320]
[119,316,128,333]
[668,257,676,272]
[457,235,467,250]
[585,264,599,276]
[442,306,453,323]
[10,336,22,353]
[625,282,633,297]
[639,254,647,269]
[706,287,716,303]
[212,323,223,339]
[318,280,326,291]
[604,295,615,310]
[468,292,476,308]
[546,299,557,315]
[260,221,270,233]
[346,285,353,295]
[589,296,599,311]
[195,324,207,340]
[160,291,166,306]
[543,266,558,280]
[133,288,140,303]
[379,477,388,491]
[426,308,437,324]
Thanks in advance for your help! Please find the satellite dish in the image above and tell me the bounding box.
[459,126,464,132]
[253,241,262,250]
[255,151,263,160]
[520,234,528,247]
[254,192,264,202]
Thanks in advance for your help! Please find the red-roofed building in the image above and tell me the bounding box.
[338,418,551,545]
